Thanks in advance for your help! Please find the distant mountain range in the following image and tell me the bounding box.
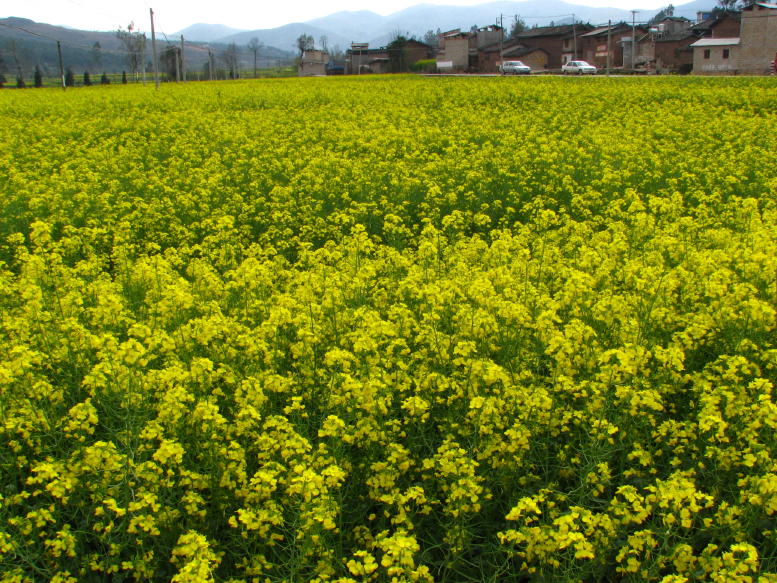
[177,0,717,50]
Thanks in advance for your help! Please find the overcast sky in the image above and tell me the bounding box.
[10,0,678,34]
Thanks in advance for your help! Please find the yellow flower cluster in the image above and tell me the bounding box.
[0,75,776,581]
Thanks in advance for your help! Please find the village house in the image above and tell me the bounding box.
[691,3,777,74]
[346,40,432,74]
[298,50,329,76]
[579,23,635,69]
[691,10,742,38]
[478,41,550,72]
[514,24,593,68]
[435,29,470,71]
[436,26,503,72]
[687,9,741,75]
[738,2,777,74]
[651,17,695,74]
[394,39,434,71]
[346,44,388,74]
[690,37,740,74]
[501,45,550,70]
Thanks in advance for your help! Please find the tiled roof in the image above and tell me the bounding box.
[581,26,616,37]
[689,37,740,46]
[503,45,549,57]
[517,25,576,38]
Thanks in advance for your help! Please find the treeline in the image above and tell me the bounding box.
[0,26,296,88]
[0,37,127,86]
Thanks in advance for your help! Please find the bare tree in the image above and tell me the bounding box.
[0,49,7,88]
[247,37,263,78]
[509,16,527,40]
[387,31,410,73]
[91,42,103,71]
[716,0,739,10]
[423,29,440,50]
[296,34,314,57]
[221,42,240,79]
[330,44,345,62]
[116,23,146,80]
[8,40,23,82]
[161,44,180,80]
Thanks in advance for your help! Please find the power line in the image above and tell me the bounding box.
[0,20,59,41]
[0,19,211,58]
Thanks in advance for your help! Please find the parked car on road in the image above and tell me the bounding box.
[499,61,532,75]
[562,60,597,75]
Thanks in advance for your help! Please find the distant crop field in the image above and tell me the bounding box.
[1,76,777,582]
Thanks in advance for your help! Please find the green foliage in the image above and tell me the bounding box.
[410,59,436,72]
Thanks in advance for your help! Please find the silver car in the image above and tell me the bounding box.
[499,61,532,75]
[562,60,597,74]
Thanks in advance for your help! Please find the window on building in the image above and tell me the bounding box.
[703,49,711,59]
[722,48,730,59]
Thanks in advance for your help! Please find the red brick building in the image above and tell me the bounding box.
[479,42,550,72]
[650,17,695,74]
[514,24,593,69]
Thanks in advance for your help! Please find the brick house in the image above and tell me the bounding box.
[738,2,777,74]
[514,24,593,68]
[686,12,741,74]
[578,23,657,69]
[346,40,432,74]
[298,50,329,76]
[654,37,695,73]
[579,24,620,68]
[690,3,777,74]
[436,29,471,71]
[346,44,384,74]
[501,45,550,71]
[650,17,694,73]
[479,41,549,72]
[436,26,504,72]
[690,37,739,74]
[691,11,742,38]
[403,40,434,69]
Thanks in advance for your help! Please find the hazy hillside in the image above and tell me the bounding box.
[0,17,294,80]
[304,11,389,42]
[220,23,350,53]
[176,23,247,42]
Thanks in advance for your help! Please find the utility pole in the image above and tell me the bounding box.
[631,10,638,71]
[141,39,146,85]
[150,8,160,88]
[180,35,186,82]
[499,14,504,72]
[208,50,214,81]
[56,41,65,89]
[174,44,181,82]
[606,20,612,75]
[572,14,577,59]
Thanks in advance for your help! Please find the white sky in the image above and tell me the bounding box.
[8,0,680,34]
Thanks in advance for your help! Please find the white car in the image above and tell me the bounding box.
[562,60,597,75]
[499,61,532,75]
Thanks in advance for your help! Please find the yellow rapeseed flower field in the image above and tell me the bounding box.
[1,75,777,582]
